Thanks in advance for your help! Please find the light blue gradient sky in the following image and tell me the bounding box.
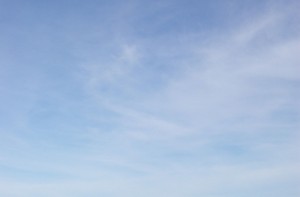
[0,0,299,196]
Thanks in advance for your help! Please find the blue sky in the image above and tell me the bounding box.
[0,0,299,196]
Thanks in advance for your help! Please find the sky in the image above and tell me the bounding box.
[0,0,299,196]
